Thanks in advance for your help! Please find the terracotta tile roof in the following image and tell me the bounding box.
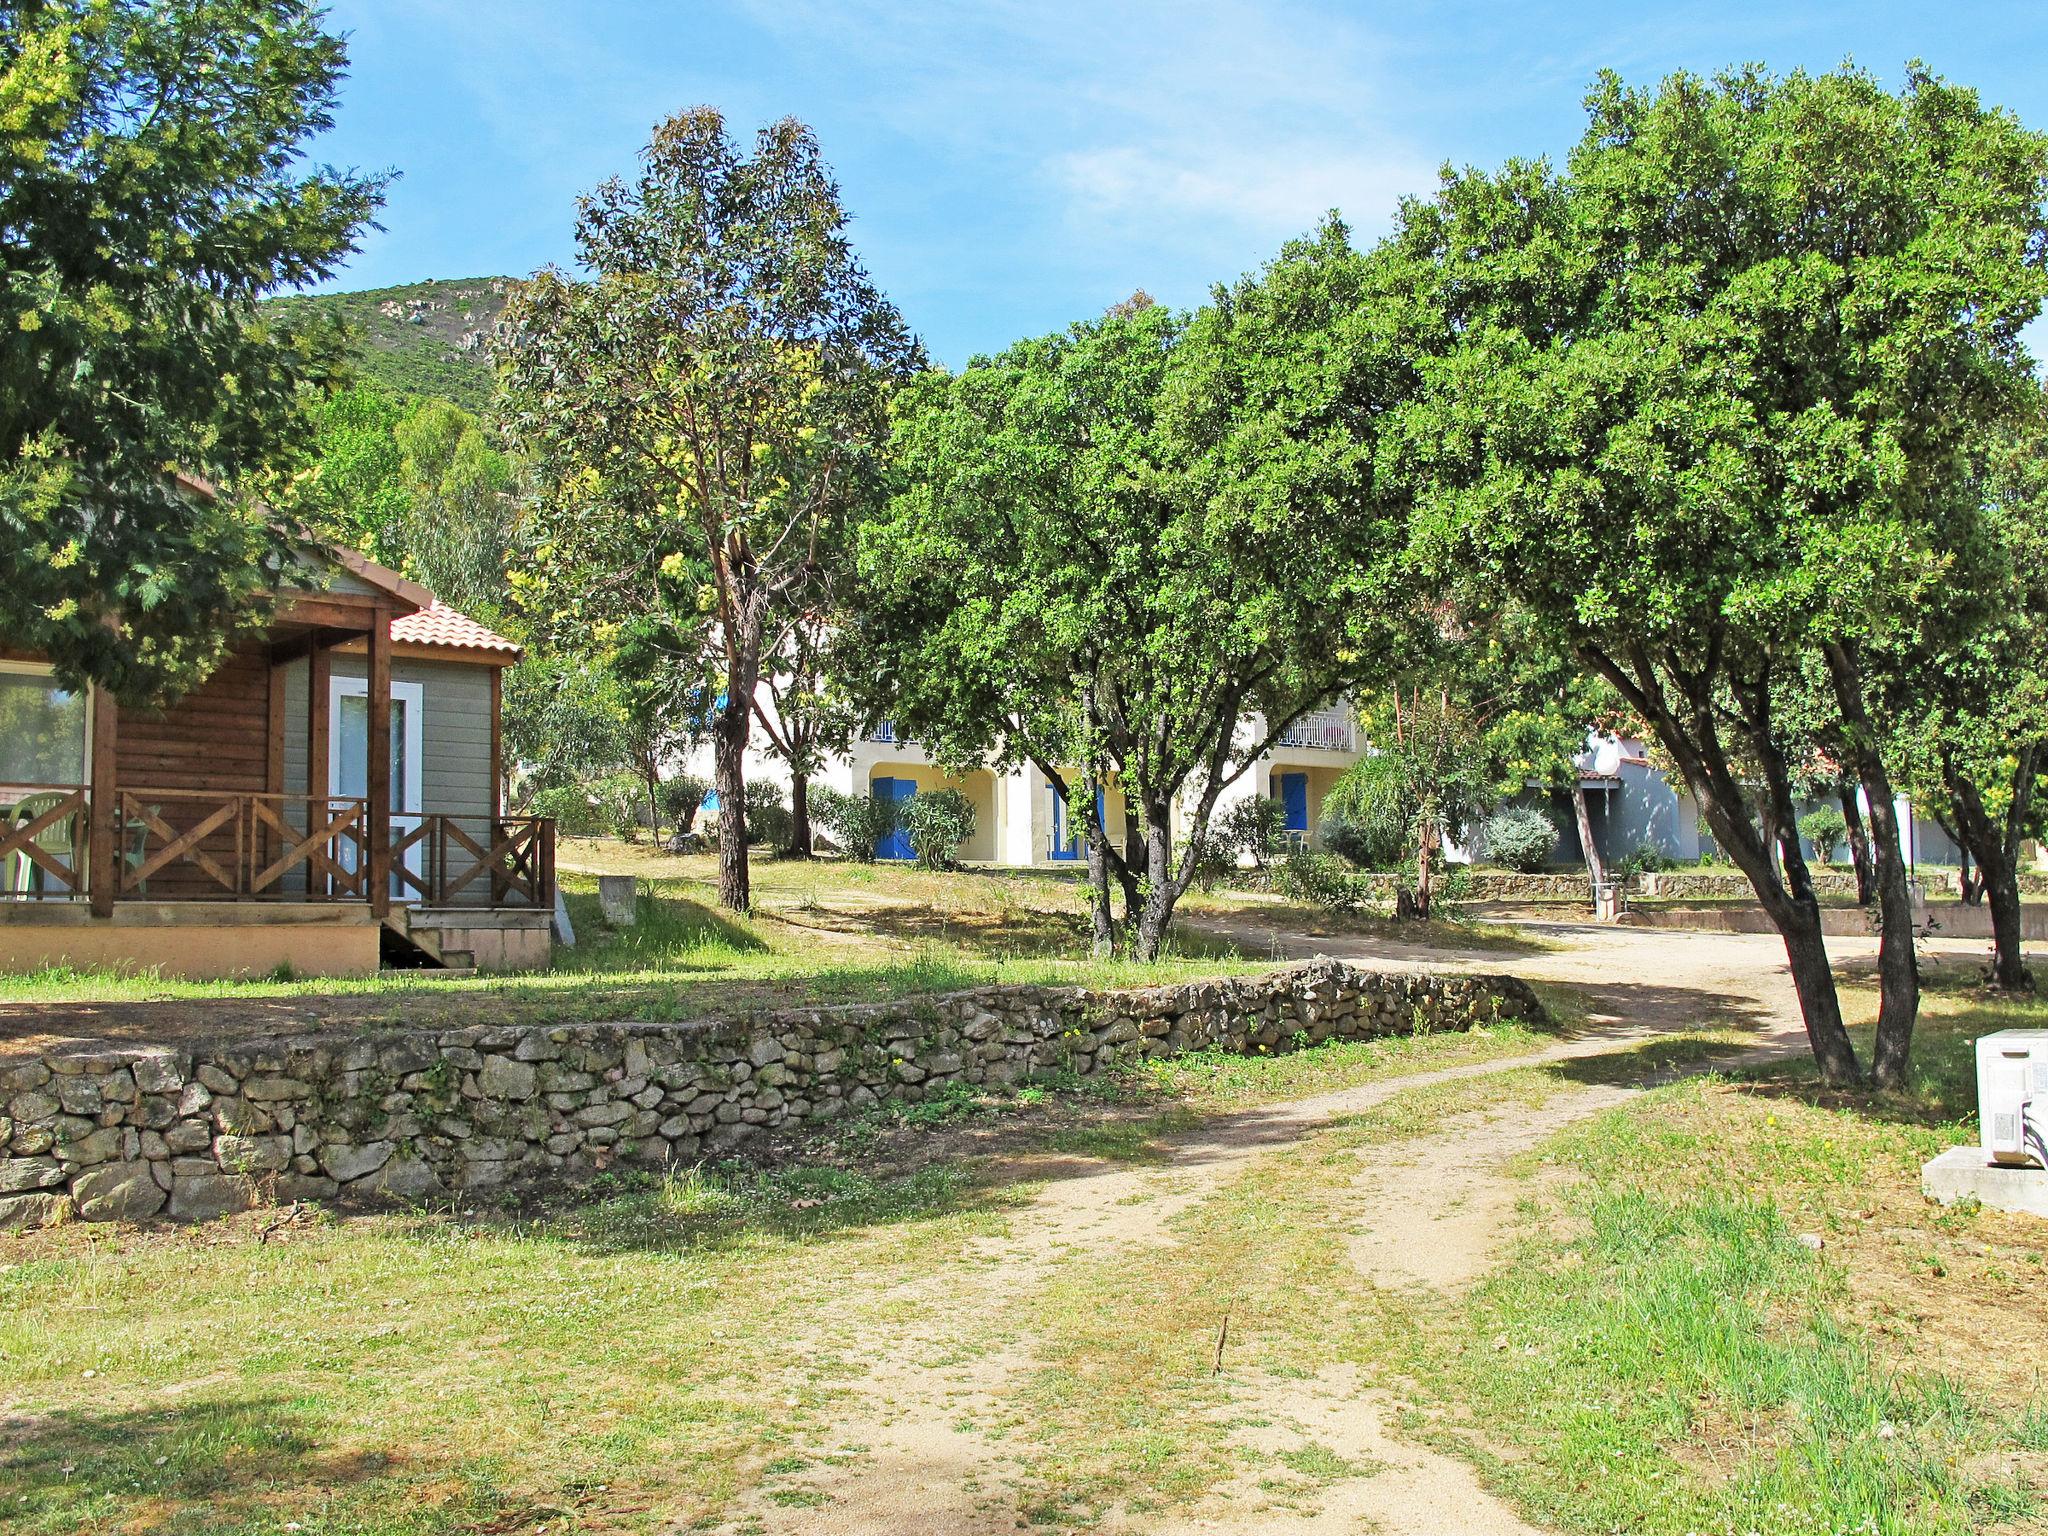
[388,601,522,659]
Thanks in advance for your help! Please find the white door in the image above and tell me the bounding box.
[331,677,425,898]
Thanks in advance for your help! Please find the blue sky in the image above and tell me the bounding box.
[313,1,2048,368]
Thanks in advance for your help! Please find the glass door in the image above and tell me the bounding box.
[330,678,424,897]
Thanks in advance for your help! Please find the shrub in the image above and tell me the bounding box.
[527,783,607,837]
[1219,796,1289,870]
[1272,847,1369,914]
[1322,815,1403,870]
[656,773,709,834]
[743,780,792,848]
[1619,840,1674,877]
[900,788,976,870]
[1798,805,1848,865]
[592,773,647,840]
[1484,806,1559,873]
[812,785,892,862]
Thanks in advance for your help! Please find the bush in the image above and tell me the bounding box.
[1619,840,1674,877]
[900,788,976,870]
[1798,805,1848,865]
[1483,805,1559,873]
[592,773,647,840]
[528,783,607,837]
[1219,796,1289,870]
[811,785,893,862]
[656,773,709,835]
[1322,815,1403,870]
[1272,847,1369,914]
[743,780,792,848]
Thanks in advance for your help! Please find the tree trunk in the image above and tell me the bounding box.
[1132,800,1176,962]
[1943,754,2034,991]
[1821,642,1917,1089]
[1958,841,1980,905]
[1839,783,1873,905]
[1412,822,1437,920]
[1570,781,1606,901]
[642,761,665,846]
[712,711,750,911]
[1082,771,1116,957]
[1578,645,1863,1085]
[787,772,812,859]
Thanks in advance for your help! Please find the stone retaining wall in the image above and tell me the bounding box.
[0,960,1542,1229]
[1352,871,1595,902]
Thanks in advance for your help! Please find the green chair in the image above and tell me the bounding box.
[10,791,85,898]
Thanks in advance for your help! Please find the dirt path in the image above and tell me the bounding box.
[707,920,1874,1535]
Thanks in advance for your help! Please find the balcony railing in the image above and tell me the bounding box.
[0,786,552,910]
[865,720,913,744]
[1274,712,1356,752]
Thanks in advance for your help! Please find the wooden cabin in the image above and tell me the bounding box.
[0,545,553,979]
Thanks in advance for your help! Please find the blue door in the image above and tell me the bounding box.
[874,777,915,860]
[1278,772,1310,834]
[1048,785,1108,860]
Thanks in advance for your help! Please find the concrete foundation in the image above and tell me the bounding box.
[0,902,380,980]
[1921,1144,2048,1217]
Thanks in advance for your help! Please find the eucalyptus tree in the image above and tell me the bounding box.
[1395,64,2048,1086]
[1,0,383,701]
[857,230,1420,959]
[500,109,921,912]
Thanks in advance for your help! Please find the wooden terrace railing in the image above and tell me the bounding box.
[392,814,555,909]
[117,789,371,901]
[2,788,554,910]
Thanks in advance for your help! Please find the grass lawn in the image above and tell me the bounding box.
[0,844,1528,1051]
[1,1001,1580,1536]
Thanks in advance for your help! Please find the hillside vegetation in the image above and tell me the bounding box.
[267,275,512,408]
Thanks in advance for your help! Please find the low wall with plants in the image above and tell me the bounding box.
[0,959,1543,1230]
[1357,870,1595,902]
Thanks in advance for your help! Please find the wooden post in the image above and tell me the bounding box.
[308,639,330,897]
[366,609,392,919]
[88,686,118,917]
[489,666,503,818]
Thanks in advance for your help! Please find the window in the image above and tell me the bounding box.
[0,667,87,785]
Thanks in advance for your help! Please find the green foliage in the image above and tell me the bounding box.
[743,781,793,849]
[657,775,710,835]
[1219,796,1289,871]
[500,107,919,912]
[593,773,649,841]
[0,0,384,701]
[264,277,510,410]
[281,382,517,616]
[1618,841,1675,878]
[1321,815,1403,871]
[1798,805,1849,865]
[528,784,607,838]
[811,785,892,862]
[1485,806,1561,873]
[900,788,977,870]
[1272,847,1370,914]
[854,241,1422,955]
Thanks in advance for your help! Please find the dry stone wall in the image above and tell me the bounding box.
[0,960,1542,1229]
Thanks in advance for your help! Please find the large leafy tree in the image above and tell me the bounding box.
[1891,403,2048,988]
[857,232,1419,960]
[0,0,384,702]
[501,108,920,912]
[1398,64,2048,1087]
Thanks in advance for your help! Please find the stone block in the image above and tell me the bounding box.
[477,1055,538,1100]
[214,1134,291,1174]
[0,1156,64,1192]
[318,1140,396,1183]
[1923,1145,2048,1218]
[0,1190,72,1229]
[73,1161,167,1222]
[169,1173,257,1221]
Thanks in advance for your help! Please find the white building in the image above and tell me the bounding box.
[679,698,1363,866]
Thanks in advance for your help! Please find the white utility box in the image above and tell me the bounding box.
[1976,1029,2048,1168]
